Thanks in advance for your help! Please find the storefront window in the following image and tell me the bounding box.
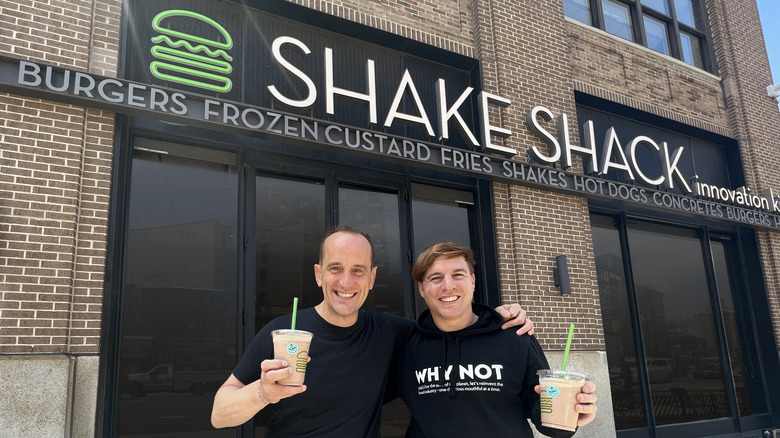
[591,216,647,429]
[118,142,238,437]
[254,176,326,330]
[591,214,767,434]
[626,222,730,424]
[711,240,752,416]
[339,187,404,316]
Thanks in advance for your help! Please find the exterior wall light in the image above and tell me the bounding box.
[767,84,780,99]
[553,254,572,295]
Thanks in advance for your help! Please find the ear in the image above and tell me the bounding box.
[418,282,424,297]
[368,266,378,290]
[314,264,322,287]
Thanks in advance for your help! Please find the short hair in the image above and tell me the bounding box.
[412,241,475,282]
[319,226,375,266]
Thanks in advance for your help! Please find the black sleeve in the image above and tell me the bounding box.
[383,355,400,404]
[523,336,577,438]
[382,313,414,404]
[384,313,416,351]
[232,316,290,385]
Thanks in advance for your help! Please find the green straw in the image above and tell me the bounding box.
[291,297,298,330]
[561,323,575,371]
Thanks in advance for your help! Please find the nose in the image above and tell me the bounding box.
[338,271,355,288]
[441,274,456,289]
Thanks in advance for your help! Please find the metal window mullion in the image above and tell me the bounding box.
[618,214,657,432]
[700,228,741,421]
[632,0,647,46]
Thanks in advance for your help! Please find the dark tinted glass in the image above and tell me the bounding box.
[627,222,730,424]
[339,187,404,316]
[411,184,474,316]
[118,148,238,437]
[591,216,647,429]
[254,175,326,330]
[711,240,752,416]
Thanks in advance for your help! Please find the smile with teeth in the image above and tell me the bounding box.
[336,291,356,298]
[440,296,459,302]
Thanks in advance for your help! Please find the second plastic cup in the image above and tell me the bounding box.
[271,329,313,386]
[537,369,588,431]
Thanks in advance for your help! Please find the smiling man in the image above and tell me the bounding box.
[210,227,535,436]
[396,241,598,437]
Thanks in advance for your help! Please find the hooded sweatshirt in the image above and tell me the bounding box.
[396,303,577,438]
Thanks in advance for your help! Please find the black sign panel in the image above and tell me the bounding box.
[123,0,476,149]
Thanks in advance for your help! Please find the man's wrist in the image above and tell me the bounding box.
[257,381,276,405]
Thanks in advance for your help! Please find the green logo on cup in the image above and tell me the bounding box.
[286,343,299,354]
[547,385,560,398]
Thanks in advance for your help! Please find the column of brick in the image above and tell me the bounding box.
[708,0,780,342]
[0,0,120,353]
[0,96,86,352]
[470,0,604,349]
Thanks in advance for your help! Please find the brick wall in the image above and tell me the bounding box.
[567,19,730,135]
[469,0,604,350]
[707,0,780,342]
[288,0,476,54]
[0,0,121,354]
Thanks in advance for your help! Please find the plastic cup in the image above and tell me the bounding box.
[271,329,313,386]
[537,369,588,431]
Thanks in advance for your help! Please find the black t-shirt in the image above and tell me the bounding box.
[232,307,414,437]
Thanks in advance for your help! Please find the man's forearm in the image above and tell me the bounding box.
[211,382,269,428]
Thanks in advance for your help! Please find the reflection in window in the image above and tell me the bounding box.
[255,176,326,330]
[711,241,753,416]
[642,0,669,15]
[411,184,474,317]
[563,0,592,25]
[674,0,697,28]
[603,0,634,41]
[119,146,238,437]
[339,187,404,316]
[644,15,670,55]
[591,217,647,429]
[681,32,704,68]
[627,223,730,424]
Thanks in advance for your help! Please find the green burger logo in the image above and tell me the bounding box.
[150,10,233,93]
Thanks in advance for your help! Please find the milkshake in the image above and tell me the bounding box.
[272,329,313,386]
[537,369,588,431]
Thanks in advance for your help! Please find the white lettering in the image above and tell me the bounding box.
[268,37,317,108]
[325,47,377,123]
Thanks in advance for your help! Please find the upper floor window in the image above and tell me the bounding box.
[563,0,714,72]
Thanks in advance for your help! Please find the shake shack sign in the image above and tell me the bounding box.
[0,0,778,230]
